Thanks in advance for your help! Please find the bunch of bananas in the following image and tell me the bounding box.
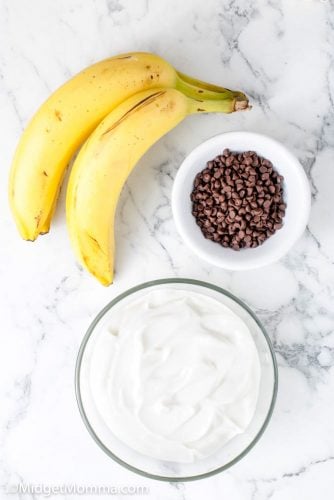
[9,52,249,285]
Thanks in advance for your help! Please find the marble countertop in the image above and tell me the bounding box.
[1,0,334,498]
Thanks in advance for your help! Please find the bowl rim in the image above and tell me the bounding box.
[75,278,278,482]
[172,131,311,270]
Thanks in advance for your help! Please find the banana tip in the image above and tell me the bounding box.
[97,275,114,286]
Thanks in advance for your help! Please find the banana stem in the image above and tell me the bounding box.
[187,94,249,114]
[176,71,249,108]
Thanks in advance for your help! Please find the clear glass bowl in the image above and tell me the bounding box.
[75,279,278,481]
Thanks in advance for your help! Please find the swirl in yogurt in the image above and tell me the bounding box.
[88,288,261,463]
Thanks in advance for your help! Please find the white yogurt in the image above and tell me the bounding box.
[88,288,261,463]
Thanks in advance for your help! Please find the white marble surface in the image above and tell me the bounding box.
[1,0,334,498]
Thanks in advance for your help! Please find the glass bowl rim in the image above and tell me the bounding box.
[75,278,278,482]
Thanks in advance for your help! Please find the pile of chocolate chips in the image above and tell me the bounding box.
[191,149,286,250]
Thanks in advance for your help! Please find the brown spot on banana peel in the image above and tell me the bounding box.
[114,55,133,60]
[102,90,166,137]
[86,233,109,257]
[33,211,43,234]
[88,234,102,251]
[54,110,63,121]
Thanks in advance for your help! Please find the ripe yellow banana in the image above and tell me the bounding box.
[66,88,248,285]
[9,52,248,241]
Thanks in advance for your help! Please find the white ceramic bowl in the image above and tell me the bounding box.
[172,132,311,270]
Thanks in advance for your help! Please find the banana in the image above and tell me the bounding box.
[66,88,248,285]
[9,52,248,241]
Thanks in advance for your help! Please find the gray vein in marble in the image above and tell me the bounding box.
[250,248,334,383]
[58,17,77,37]
[0,75,24,128]
[122,185,177,272]
[0,274,79,482]
[44,275,72,325]
[168,481,186,500]
[20,52,53,95]
[4,374,31,435]
[153,159,174,183]
[106,0,124,14]
[248,453,334,492]
[302,156,318,200]
[219,0,258,55]
[306,227,334,265]
[267,0,284,38]
[274,341,334,377]
[246,89,271,117]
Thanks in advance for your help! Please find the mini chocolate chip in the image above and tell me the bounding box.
[253,208,263,216]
